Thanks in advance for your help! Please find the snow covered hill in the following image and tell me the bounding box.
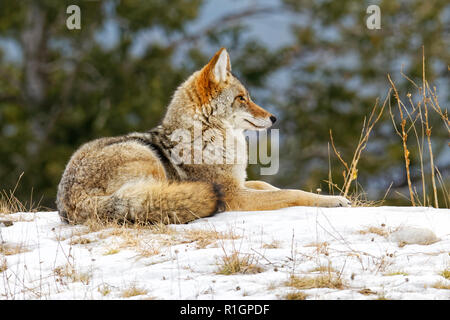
[1,206,449,300]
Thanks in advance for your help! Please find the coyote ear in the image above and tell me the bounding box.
[203,48,231,83]
[213,48,231,82]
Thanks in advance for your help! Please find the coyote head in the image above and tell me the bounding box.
[164,48,276,131]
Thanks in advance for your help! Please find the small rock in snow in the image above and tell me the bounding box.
[389,226,439,246]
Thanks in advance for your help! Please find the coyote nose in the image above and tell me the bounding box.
[270,115,277,124]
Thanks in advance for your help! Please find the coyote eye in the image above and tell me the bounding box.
[237,95,246,102]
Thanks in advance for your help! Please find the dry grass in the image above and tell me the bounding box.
[93,223,166,257]
[304,241,330,256]
[0,243,29,256]
[54,227,91,242]
[283,291,308,300]
[0,190,28,214]
[84,214,178,234]
[97,283,112,296]
[84,216,145,233]
[64,219,241,261]
[69,237,93,245]
[431,281,450,290]
[73,221,241,259]
[54,264,91,285]
[267,282,278,291]
[309,265,337,274]
[185,228,240,249]
[136,241,161,257]
[387,48,448,208]
[107,228,161,257]
[328,93,388,201]
[148,222,178,235]
[0,173,42,214]
[357,226,389,238]
[285,274,345,290]
[375,293,391,300]
[103,247,120,255]
[383,271,408,276]
[388,74,416,205]
[216,251,264,275]
[439,269,450,280]
[0,257,7,272]
[214,226,264,276]
[327,49,448,208]
[121,284,147,298]
[358,288,377,296]
[262,240,282,249]
[185,229,218,248]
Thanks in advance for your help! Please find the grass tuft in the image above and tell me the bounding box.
[285,274,345,290]
[439,269,450,280]
[0,257,7,272]
[54,264,91,285]
[357,226,389,238]
[103,247,120,255]
[0,243,29,256]
[216,252,264,275]
[0,173,43,214]
[383,271,408,276]
[121,284,147,298]
[431,281,450,290]
[283,291,308,300]
[185,228,240,249]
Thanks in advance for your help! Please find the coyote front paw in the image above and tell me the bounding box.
[321,196,352,207]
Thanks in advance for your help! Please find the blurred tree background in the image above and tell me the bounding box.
[0,0,448,209]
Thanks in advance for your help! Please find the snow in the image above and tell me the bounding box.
[0,206,449,300]
[389,226,440,246]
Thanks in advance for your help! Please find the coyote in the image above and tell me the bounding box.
[57,48,351,225]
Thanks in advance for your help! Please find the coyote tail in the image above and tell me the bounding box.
[59,180,225,225]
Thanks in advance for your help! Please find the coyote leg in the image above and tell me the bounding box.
[245,180,280,191]
[226,188,351,211]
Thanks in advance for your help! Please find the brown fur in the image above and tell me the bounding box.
[57,137,224,224]
[247,100,271,118]
[194,48,229,106]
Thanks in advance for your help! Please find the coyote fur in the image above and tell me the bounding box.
[57,48,351,225]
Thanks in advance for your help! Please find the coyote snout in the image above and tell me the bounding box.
[237,96,276,130]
